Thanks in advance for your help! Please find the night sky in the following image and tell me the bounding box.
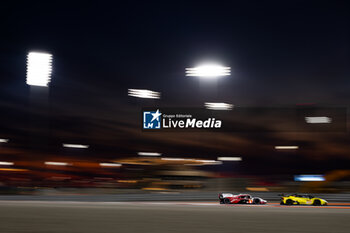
[0,1,349,175]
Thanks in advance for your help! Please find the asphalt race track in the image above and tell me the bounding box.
[0,201,349,233]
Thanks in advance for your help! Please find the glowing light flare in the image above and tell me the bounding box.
[196,159,217,163]
[0,161,14,165]
[305,117,332,124]
[186,65,231,77]
[26,52,53,86]
[117,180,137,183]
[205,102,233,110]
[138,152,162,156]
[0,139,9,143]
[45,161,70,166]
[128,89,161,99]
[194,160,223,165]
[63,144,89,149]
[217,157,242,161]
[99,163,122,167]
[162,158,222,165]
[294,175,325,181]
[275,146,299,150]
[0,168,28,172]
[246,187,269,191]
[161,158,192,161]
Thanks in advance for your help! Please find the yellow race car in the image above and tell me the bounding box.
[280,194,328,206]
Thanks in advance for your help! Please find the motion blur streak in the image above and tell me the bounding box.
[138,152,162,156]
[26,52,52,86]
[44,162,70,166]
[1,2,350,233]
[0,161,14,165]
[185,65,231,77]
[294,175,326,181]
[217,157,242,161]
[62,144,89,149]
[128,89,161,99]
[99,163,122,167]
[161,158,191,161]
[275,146,299,150]
[0,168,28,172]
[204,102,233,110]
[305,116,332,123]
[0,202,348,233]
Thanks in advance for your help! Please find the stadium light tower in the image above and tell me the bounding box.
[26,51,53,87]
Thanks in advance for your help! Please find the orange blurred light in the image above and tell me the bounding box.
[0,168,29,172]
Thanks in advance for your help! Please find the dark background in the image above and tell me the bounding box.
[0,0,349,176]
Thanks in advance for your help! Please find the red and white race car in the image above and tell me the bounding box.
[219,193,267,204]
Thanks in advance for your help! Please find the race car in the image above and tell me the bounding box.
[219,193,267,204]
[280,194,328,206]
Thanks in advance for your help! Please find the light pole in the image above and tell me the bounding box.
[26,51,53,151]
[186,63,231,107]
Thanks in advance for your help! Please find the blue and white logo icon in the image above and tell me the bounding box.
[143,109,162,129]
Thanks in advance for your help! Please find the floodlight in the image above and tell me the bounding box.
[186,64,230,78]
[128,89,161,99]
[205,102,233,110]
[26,52,53,86]
[305,117,331,124]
